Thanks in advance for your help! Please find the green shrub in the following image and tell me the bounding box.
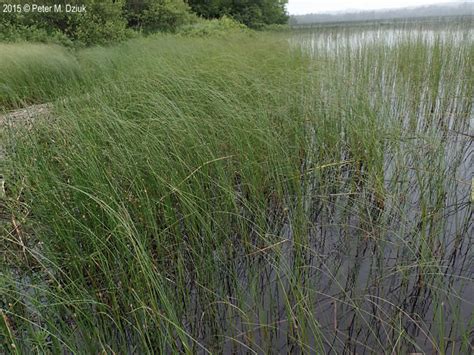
[124,0,193,33]
[187,0,289,29]
[0,0,130,46]
[0,23,73,46]
[178,15,250,37]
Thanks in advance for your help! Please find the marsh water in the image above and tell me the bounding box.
[211,24,474,353]
[291,27,473,54]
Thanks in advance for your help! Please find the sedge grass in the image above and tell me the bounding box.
[1,22,473,353]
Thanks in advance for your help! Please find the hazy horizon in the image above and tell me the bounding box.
[287,0,468,15]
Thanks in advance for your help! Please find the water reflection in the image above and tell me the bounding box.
[291,28,474,55]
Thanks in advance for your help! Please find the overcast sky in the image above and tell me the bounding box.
[287,0,464,15]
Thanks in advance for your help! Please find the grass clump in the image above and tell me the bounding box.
[2,34,312,353]
[0,43,82,109]
[1,20,473,353]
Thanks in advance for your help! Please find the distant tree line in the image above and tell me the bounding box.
[291,2,473,25]
[0,0,288,45]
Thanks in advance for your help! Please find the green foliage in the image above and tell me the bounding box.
[0,23,72,46]
[0,1,69,45]
[0,0,192,45]
[186,0,289,28]
[73,0,129,45]
[0,0,129,45]
[124,0,194,32]
[178,15,249,36]
[0,0,289,44]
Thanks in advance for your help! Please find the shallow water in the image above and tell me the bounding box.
[211,25,474,353]
[291,27,474,55]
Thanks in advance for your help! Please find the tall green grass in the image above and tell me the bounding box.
[1,23,473,353]
[0,43,84,109]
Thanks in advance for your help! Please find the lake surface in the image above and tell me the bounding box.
[291,27,474,55]
[243,24,474,353]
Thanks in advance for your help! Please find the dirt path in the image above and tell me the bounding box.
[0,103,51,127]
[0,103,52,198]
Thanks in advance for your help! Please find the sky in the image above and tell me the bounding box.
[287,0,463,15]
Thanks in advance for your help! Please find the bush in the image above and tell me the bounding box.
[0,0,132,46]
[0,23,73,46]
[177,16,250,37]
[124,0,193,33]
[73,1,129,46]
[187,0,289,29]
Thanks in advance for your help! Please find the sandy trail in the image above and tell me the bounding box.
[1,103,52,199]
[0,103,51,127]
